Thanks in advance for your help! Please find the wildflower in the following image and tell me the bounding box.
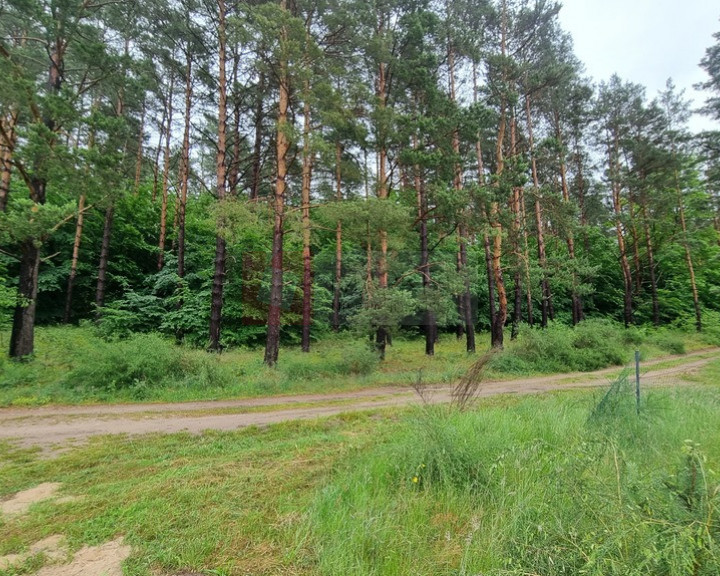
[412,476,419,483]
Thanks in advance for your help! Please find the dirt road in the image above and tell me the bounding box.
[1,349,717,451]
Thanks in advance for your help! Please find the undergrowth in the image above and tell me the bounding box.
[0,317,715,405]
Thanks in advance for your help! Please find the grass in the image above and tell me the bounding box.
[0,319,717,406]
[0,360,719,575]
[0,412,389,576]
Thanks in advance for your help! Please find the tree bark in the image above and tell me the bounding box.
[9,31,59,358]
[491,202,508,348]
[158,74,175,271]
[555,112,583,324]
[519,187,534,327]
[675,168,702,331]
[264,0,290,366]
[300,90,314,353]
[638,188,660,326]
[526,94,551,328]
[374,11,390,360]
[133,100,145,195]
[228,49,242,196]
[0,112,18,212]
[448,31,474,352]
[209,0,228,352]
[64,194,86,323]
[490,0,509,349]
[250,71,265,201]
[414,134,436,356]
[152,107,166,203]
[610,135,633,327]
[178,53,192,281]
[474,63,496,333]
[511,185,522,340]
[332,141,343,332]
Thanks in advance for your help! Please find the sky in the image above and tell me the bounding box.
[557,0,720,132]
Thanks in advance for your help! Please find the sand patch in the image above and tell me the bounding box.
[0,535,67,569]
[1,482,62,517]
[34,538,131,576]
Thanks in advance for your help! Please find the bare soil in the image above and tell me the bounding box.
[0,349,716,452]
[0,483,62,517]
[0,535,67,569]
[33,538,130,576]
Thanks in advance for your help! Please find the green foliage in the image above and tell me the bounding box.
[489,319,632,374]
[281,345,379,380]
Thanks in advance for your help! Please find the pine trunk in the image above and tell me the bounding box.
[639,191,659,326]
[158,75,175,271]
[300,92,314,353]
[209,0,228,352]
[526,94,551,328]
[64,194,86,323]
[491,202,508,348]
[474,63,497,332]
[511,186,522,340]
[178,54,192,281]
[332,141,343,332]
[519,188,534,327]
[228,51,242,196]
[448,36,474,352]
[10,36,62,357]
[375,25,390,359]
[555,113,583,324]
[133,100,145,195]
[264,0,289,366]
[676,169,702,331]
[0,113,17,212]
[415,141,436,356]
[250,72,265,201]
[12,177,45,356]
[612,187,633,326]
[490,0,509,348]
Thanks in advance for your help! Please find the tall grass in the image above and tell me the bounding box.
[303,368,720,575]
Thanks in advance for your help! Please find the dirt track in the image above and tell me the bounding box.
[1,349,717,451]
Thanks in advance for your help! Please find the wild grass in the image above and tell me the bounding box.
[1,360,718,575]
[0,318,715,406]
[303,363,720,575]
[0,412,387,576]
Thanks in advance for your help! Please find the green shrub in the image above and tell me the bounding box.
[648,329,687,355]
[64,333,184,392]
[490,320,631,375]
[280,345,379,381]
[336,346,379,376]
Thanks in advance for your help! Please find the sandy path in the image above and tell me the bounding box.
[0,349,716,450]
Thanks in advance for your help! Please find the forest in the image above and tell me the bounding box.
[2,0,720,367]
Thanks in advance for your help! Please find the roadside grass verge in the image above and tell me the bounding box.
[0,412,387,576]
[0,318,717,406]
[0,360,718,575]
[302,361,720,575]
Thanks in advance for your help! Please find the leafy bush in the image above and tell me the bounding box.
[490,319,631,374]
[64,333,185,391]
[647,329,687,355]
[281,345,379,380]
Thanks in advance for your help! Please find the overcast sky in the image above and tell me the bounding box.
[557,0,720,132]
